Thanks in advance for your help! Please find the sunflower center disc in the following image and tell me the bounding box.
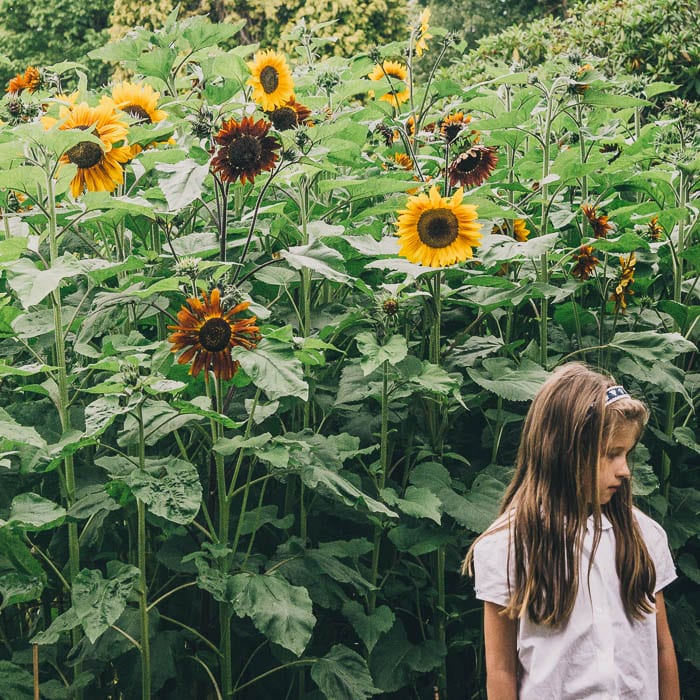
[199,317,232,352]
[417,208,459,249]
[126,105,152,124]
[270,107,297,131]
[65,141,103,169]
[260,66,280,94]
[227,135,262,169]
[457,150,482,173]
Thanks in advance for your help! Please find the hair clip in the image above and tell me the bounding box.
[605,385,630,405]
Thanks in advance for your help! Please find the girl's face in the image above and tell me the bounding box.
[598,422,637,504]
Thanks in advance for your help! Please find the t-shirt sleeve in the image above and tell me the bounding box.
[472,528,513,607]
[635,509,677,593]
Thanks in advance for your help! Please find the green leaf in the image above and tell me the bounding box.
[122,457,202,525]
[0,660,35,699]
[282,238,351,284]
[609,331,696,364]
[6,493,66,532]
[342,601,394,654]
[0,573,44,610]
[468,358,550,402]
[355,332,408,376]
[72,563,141,643]
[674,427,700,454]
[644,82,679,98]
[4,255,84,308]
[369,620,445,693]
[311,644,379,700]
[232,338,308,401]
[0,530,45,579]
[381,486,442,524]
[182,16,244,51]
[136,46,177,83]
[157,158,209,211]
[229,572,316,656]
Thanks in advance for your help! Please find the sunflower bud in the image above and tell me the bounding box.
[175,256,201,281]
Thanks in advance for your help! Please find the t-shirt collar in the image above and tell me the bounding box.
[586,512,613,531]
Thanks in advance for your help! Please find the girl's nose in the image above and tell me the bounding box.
[617,459,631,478]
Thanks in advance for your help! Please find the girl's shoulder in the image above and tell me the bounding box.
[473,510,514,554]
[632,506,669,544]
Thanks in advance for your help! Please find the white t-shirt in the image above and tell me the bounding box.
[473,508,677,699]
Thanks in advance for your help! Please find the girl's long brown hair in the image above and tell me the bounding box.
[463,362,656,626]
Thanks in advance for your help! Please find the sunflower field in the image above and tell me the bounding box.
[0,4,698,699]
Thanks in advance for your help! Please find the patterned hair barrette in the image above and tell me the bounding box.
[605,385,630,405]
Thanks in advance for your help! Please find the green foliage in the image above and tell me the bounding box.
[0,0,112,87]
[452,0,700,101]
[0,7,698,699]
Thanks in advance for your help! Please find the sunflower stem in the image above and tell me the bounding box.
[136,405,151,700]
[45,167,83,698]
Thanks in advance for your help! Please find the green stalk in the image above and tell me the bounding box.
[45,170,82,694]
[368,359,390,615]
[539,88,554,368]
[136,406,151,700]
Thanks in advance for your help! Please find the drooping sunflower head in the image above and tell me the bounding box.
[45,100,132,198]
[492,219,530,242]
[168,288,261,381]
[211,116,281,185]
[6,66,41,94]
[571,245,599,281]
[581,203,613,238]
[449,145,498,189]
[439,112,472,143]
[267,95,312,131]
[609,253,636,311]
[248,49,295,112]
[368,60,410,107]
[412,8,433,57]
[647,216,664,241]
[392,152,414,171]
[396,185,482,267]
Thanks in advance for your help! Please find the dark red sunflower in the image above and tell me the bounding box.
[448,145,498,188]
[267,96,312,131]
[211,116,280,185]
[168,288,261,381]
[581,203,613,238]
[571,245,599,280]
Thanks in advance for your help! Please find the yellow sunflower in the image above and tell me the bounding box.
[168,288,261,381]
[396,185,482,267]
[43,100,132,198]
[492,219,530,242]
[111,81,169,155]
[609,253,636,311]
[368,60,410,107]
[413,8,433,57]
[248,49,295,112]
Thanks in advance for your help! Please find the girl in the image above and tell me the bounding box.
[464,363,680,699]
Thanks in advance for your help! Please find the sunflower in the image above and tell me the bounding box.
[413,8,433,57]
[210,116,280,185]
[111,81,169,156]
[581,203,613,238]
[393,152,414,171]
[439,112,472,143]
[396,185,482,267]
[267,95,312,131]
[248,49,295,112]
[168,288,260,381]
[609,252,636,311]
[368,61,410,107]
[571,245,599,280]
[492,219,530,242]
[43,100,132,198]
[448,145,498,188]
[6,66,41,94]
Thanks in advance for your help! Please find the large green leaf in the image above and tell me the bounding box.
[381,486,442,524]
[122,458,202,525]
[4,255,86,308]
[468,358,550,402]
[0,660,34,700]
[157,158,209,211]
[342,600,395,653]
[5,493,66,532]
[311,644,379,700]
[282,237,352,284]
[229,572,315,656]
[355,332,408,375]
[609,331,696,364]
[72,563,141,643]
[232,338,308,401]
[0,573,44,610]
